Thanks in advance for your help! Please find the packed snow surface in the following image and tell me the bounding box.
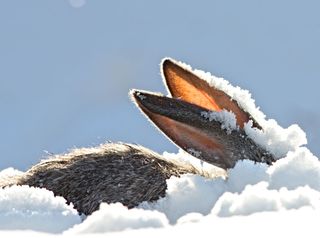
[1,59,319,237]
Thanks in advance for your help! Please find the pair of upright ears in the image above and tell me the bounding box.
[131,58,271,169]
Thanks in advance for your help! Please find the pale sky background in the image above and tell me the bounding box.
[1,0,319,170]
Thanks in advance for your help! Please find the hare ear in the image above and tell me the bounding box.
[162,58,259,128]
[131,90,233,169]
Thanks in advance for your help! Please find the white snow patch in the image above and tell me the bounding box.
[0,185,81,233]
[139,149,320,224]
[0,167,23,178]
[0,167,24,186]
[244,119,307,158]
[201,109,238,134]
[1,209,319,237]
[162,149,227,178]
[268,147,320,190]
[226,159,269,192]
[139,174,226,223]
[212,182,320,217]
[66,203,168,234]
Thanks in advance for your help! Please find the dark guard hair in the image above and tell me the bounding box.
[1,58,275,215]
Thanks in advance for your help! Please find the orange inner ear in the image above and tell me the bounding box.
[163,60,254,128]
[138,104,226,162]
[154,113,224,153]
[175,79,223,112]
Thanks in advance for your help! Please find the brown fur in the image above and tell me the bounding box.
[8,143,200,215]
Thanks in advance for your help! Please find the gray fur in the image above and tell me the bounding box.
[7,143,199,215]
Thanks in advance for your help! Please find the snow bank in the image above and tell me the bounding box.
[244,120,307,158]
[212,183,320,216]
[0,185,81,233]
[1,209,319,238]
[66,203,168,234]
[269,147,320,190]
[0,59,319,236]
[139,148,320,223]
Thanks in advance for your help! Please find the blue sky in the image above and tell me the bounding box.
[1,0,319,170]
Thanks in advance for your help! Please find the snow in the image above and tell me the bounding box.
[2,148,318,237]
[162,149,227,178]
[0,59,319,237]
[268,147,320,190]
[0,167,23,186]
[212,183,320,216]
[139,174,226,223]
[244,119,307,158]
[66,203,168,234]
[139,150,320,223]
[0,185,81,233]
[201,109,238,134]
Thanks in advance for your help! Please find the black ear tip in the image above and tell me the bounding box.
[130,89,143,101]
[162,58,176,69]
[129,89,138,97]
[130,89,154,106]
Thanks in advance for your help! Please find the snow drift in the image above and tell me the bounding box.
[0,59,319,237]
[0,184,81,233]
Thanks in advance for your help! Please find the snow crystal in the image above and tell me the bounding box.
[201,109,238,134]
[0,185,81,233]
